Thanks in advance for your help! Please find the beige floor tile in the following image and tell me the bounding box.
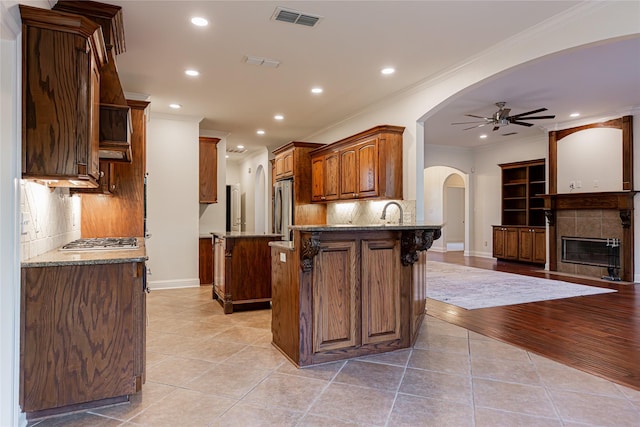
[145,331,207,356]
[549,389,640,426]
[399,367,472,403]
[276,360,346,381]
[89,381,177,422]
[473,378,557,418]
[243,372,329,412]
[308,382,396,426]
[468,331,493,341]
[333,360,405,391]
[145,355,216,387]
[129,388,236,426]
[298,413,364,426]
[145,351,170,368]
[357,348,412,367]
[28,412,124,427]
[408,348,471,376]
[422,318,469,338]
[186,363,271,399]
[616,384,640,407]
[178,338,247,363]
[531,353,625,397]
[226,344,288,370]
[469,338,530,362]
[471,355,541,385]
[474,407,562,427]
[210,402,303,426]
[388,393,474,426]
[212,325,271,345]
[413,332,470,355]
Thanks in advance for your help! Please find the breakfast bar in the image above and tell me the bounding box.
[270,223,441,367]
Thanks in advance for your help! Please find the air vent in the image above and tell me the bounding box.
[226,147,246,154]
[272,7,322,27]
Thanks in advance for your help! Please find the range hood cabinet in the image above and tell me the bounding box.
[99,103,132,162]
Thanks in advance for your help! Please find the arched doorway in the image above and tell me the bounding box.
[254,165,266,233]
[443,174,465,251]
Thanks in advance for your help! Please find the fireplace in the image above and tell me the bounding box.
[542,192,634,282]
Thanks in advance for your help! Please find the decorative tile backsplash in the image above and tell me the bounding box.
[20,181,81,260]
[327,199,416,225]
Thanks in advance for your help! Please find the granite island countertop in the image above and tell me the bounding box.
[210,231,284,239]
[290,222,442,232]
[22,238,147,268]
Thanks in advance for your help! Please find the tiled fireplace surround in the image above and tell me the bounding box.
[544,191,635,282]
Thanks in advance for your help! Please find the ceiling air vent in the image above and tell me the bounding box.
[272,7,322,27]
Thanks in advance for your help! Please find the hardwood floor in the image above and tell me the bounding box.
[426,251,640,391]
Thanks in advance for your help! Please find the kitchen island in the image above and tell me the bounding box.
[270,223,441,367]
[211,231,283,313]
[20,240,147,418]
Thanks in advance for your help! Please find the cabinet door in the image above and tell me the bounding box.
[313,241,358,352]
[505,227,519,259]
[361,239,401,345]
[518,228,534,262]
[283,151,294,175]
[88,50,101,180]
[339,148,358,199]
[199,237,214,285]
[199,137,219,203]
[493,227,506,258]
[356,139,379,198]
[311,156,325,202]
[275,150,294,179]
[275,156,285,178]
[213,237,226,296]
[533,228,546,264]
[324,153,340,201]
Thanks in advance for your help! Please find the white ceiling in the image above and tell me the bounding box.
[101,1,639,154]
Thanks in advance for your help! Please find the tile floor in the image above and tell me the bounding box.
[30,285,640,427]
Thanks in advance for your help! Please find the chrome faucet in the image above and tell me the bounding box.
[380,201,403,225]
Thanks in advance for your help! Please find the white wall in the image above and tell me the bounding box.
[198,134,228,234]
[236,148,269,233]
[146,114,200,289]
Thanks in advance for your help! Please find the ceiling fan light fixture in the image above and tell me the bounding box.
[570,112,580,117]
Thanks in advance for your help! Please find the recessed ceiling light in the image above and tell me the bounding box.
[381,67,395,75]
[191,17,208,27]
[169,103,182,109]
[257,130,265,135]
[479,134,488,139]
[274,114,284,120]
[225,155,229,159]
[311,87,323,94]
[185,69,199,77]
[237,145,245,149]
[570,112,580,117]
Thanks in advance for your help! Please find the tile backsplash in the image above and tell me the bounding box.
[20,181,81,260]
[327,199,416,225]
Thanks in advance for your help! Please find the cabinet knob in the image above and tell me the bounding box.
[321,196,326,200]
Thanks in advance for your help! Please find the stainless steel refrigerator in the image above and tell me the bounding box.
[273,179,293,240]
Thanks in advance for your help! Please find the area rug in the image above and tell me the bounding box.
[427,261,616,310]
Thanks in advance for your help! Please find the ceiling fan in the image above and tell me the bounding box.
[452,101,556,131]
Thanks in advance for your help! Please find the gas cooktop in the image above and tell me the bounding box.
[60,237,138,251]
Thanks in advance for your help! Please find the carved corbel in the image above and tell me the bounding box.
[544,209,555,226]
[400,229,441,266]
[620,209,632,228]
[300,233,320,272]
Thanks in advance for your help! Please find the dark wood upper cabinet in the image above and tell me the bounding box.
[199,137,220,204]
[20,5,107,188]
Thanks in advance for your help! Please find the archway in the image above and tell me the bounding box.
[254,164,266,233]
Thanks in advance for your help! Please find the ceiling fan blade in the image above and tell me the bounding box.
[465,114,492,120]
[497,108,511,120]
[492,125,501,131]
[463,123,491,130]
[509,108,548,119]
[510,115,556,120]
[510,120,535,127]
[452,120,491,125]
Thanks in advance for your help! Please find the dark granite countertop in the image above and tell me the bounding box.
[210,231,284,239]
[22,238,147,268]
[290,222,442,232]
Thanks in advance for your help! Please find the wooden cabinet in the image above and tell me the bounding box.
[71,160,116,195]
[20,5,107,189]
[518,227,546,264]
[80,100,150,238]
[311,152,339,202]
[199,137,220,204]
[199,237,214,285]
[493,225,545,264]
[310,125,404,202]
[20,261,146,416]
[212,234,282,314]
[493,226,519,260]
[271,226,440,367]
[500,159,546,227]
[272,142,327,225]
[494,159,547,264]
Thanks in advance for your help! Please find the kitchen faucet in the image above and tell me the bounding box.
[380,201,403,225]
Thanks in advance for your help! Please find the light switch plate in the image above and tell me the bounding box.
[279,252,286,262]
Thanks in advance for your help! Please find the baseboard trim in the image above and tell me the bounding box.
[148,278,200,290]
